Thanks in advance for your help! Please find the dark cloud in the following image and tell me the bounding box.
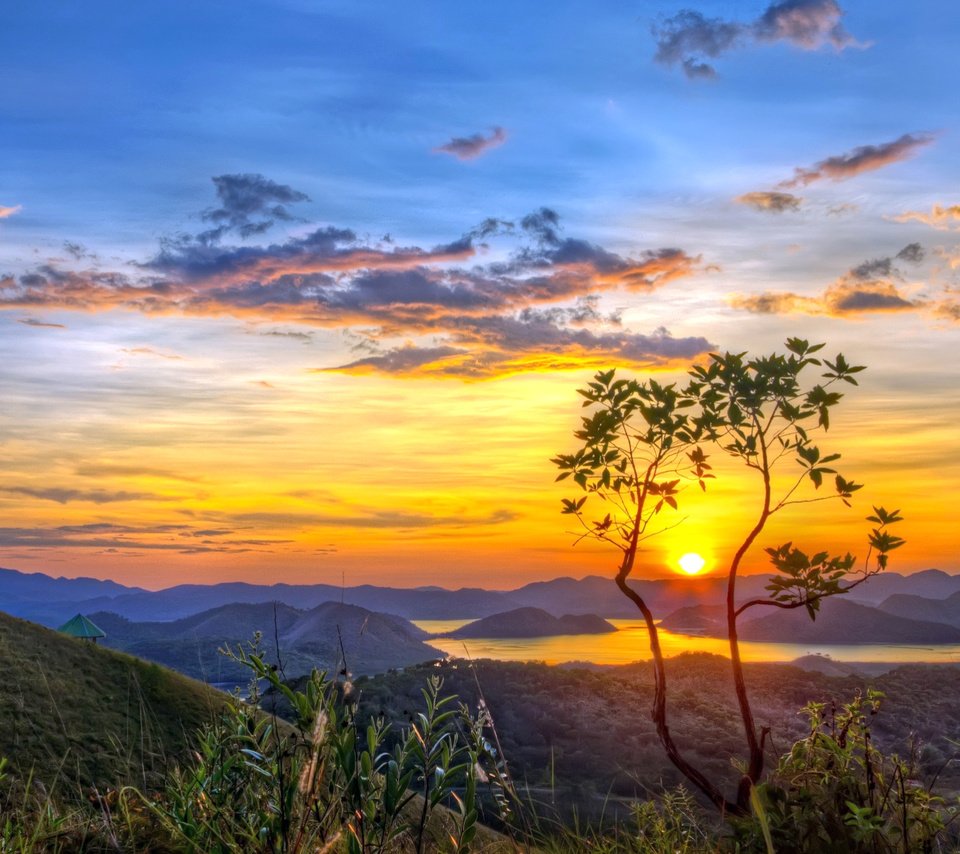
[1,486,170,504]
[779,133,934,188]
[198,173,310,243]
[896,243,925,264]
[63,241,89,259]
[653,0,858,79]
[652,10,744,78]
[0,523,286,553]
[1,178,707,379]
[434,126,507,160]
[730,244,928,317]
[18,317,66,329]
[735,191,803,213]
[330,316,713,379]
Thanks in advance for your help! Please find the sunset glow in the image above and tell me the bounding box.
[1,2,957,590]
[678,554,707,576]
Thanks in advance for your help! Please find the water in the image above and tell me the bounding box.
[414,619,960,666]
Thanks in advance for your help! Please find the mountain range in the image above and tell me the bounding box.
[5,565,959,627]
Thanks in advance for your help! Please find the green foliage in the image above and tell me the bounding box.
[553,340,905,813]
[737,691,957,853]
[144,642,499,853]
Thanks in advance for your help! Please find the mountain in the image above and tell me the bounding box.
[736,598,960,644]
[92,600,442,683]
[3,565,960,628]
[842,569,960,606]
[443,607,616,639]
[0,610,226,790]
[877,590,960,628]
[658,604,727,634]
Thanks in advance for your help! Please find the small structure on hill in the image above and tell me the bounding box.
[58,613,106,643]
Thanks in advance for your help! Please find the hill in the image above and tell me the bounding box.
[878,589,960,628]
[658,604,726,633]
[442,607,617,639]
[0,610,226,792]
[93,600,442,683]
[736,598,960,644]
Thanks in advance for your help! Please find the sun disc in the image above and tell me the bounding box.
[678,552,706,575]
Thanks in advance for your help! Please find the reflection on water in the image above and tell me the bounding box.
[415,619,960,666]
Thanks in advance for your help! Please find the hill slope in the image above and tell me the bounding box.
[0,611,226,791]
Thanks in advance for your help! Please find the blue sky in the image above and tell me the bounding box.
[1,1,958,586]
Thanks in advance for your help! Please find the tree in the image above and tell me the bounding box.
[551,339,904,815]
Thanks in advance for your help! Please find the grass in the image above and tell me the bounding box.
[0,610,227,794]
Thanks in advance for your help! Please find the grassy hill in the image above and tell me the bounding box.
[0,611,227,793]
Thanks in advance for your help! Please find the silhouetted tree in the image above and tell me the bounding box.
[552,339,904,814]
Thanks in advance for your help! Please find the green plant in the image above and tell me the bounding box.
[739,691,955,853]
[552,339,904,814]
[141,640,494,852]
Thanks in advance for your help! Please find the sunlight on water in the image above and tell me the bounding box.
[414,619,960,666]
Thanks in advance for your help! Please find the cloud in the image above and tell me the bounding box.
[0,205,22,219]
[735,191,803,213]
[891,203,960,231]
[730,243,928,317]
[434,126,507,160]
[652,0,859,79]
[753,0,855,49]
[1,486,171,504]
[778,133,934,188]
[0,523,288,554]
[120,346,183,360]
[198,173,310,243]
[0,179,708,379]
[18,317,66,329]
[328,319,713,379]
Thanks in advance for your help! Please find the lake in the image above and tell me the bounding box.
[414,619,960,666]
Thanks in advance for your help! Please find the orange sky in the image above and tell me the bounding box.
[2,2,958,589]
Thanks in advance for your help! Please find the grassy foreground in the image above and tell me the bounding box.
[2,615,959,851]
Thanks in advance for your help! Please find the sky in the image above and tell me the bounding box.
[1,0,957,589]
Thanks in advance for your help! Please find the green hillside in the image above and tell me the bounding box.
[0,611,227,793]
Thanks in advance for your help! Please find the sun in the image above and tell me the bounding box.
[677,552,707,575]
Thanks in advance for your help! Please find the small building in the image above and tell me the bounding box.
[58,613,106,643]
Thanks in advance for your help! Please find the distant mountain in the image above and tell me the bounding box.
[0,610,225,790]
[877,590,960,628]
[443,607,616,639]
[736,598,960,644]
[843,569,960,606]
[2,565,959,628]
[658,604,726,634]
[92,600,442,683]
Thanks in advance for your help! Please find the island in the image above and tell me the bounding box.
[440,607,617,639]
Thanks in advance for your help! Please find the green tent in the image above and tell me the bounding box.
[58,613,106,642]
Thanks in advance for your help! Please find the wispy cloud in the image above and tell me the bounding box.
[0,523,289,554]
[0,204,22,219]
[891,203,960,231]
[18,317,66,329]
[735,191,803,213]
[434,126,507,160]
[1,486,172,504]
[653,0,860,80]
[778,133,934,188]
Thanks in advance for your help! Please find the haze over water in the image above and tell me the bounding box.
[416,620,960,667]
